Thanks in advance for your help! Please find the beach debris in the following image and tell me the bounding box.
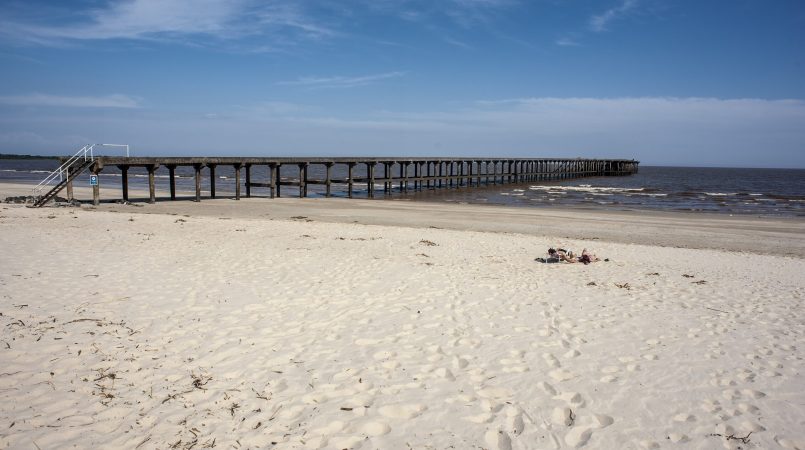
[419,239,438,246]
[174,218,186,223]
[647,272,660,276]
[615,283,631,290]
[416,253,430,257]
[291,216,313,222]
[682,274,695,278]
[692,280,707,285]
[709,431,752,445]
[587,282,597,286]
[191,372,212,389]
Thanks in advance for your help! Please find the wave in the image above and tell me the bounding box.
[529,185,645,194]
[0,169,52,174]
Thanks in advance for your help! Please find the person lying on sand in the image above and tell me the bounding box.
[578,249,600,265]
[536,248,602,264]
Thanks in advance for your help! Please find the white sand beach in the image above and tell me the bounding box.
[2,183,804,449]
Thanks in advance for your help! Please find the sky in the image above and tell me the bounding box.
[0,0,803,167]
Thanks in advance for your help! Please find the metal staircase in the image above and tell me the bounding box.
[30,143,129,207]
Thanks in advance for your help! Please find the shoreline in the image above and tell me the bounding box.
[2,181,803,257]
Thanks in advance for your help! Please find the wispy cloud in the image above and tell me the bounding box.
[0,93,140,108]
[277,71,407,89]
[363,0,516,28]
[0,0,333,47]
[444,36,472,49]
[590,0,639,32]
[555,36,581,47]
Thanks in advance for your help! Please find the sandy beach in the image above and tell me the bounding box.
[2,182,804,449]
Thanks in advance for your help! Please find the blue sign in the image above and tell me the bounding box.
[89,175,98,186]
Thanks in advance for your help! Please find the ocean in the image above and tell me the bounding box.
[2,159,803,217]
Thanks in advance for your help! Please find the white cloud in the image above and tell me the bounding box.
[277,72,407,89]
[0,0,333,46]
[0,93,140,108]
[590,0,639,32]
[555,37,581,47]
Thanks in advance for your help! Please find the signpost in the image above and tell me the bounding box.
[89,175,98,186]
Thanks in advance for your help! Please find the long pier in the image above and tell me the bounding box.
[69,157,639,205]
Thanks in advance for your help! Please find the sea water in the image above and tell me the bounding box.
[2,159,803,217]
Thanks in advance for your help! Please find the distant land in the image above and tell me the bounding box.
[0,154,59,160]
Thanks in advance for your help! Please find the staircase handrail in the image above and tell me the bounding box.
[32,144,93,199]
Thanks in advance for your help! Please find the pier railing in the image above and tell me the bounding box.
[44,156,639,206]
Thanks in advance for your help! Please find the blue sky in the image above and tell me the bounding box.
[0,0,803,167]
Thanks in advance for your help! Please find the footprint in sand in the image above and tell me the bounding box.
[477,386,513,400]
[484,429,513,450]
[542,353,561,368]
[358,421,391,436]
[464,413,495,424]
[328,435,364,449]
[378,403,427,419]
[672,413,696,423]
[551,407,574,426]
[591,414,614,428]
[506,411,525,436]
[564,427,592,448]
[538,381,558,396]
[667,433,689,443]
[554,392,585,408]
[549,369,575,382]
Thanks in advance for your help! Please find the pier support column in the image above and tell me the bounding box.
[383,163,390,194]
[325,163,333,197]
[147,165,157,204]
[467,161,473,187]
[193,164,202,202]
[208,164,217,199]
[348,162,355,198]
[168,165,176,200]
[367,162,376,198]
[270,164,279,198]
[438,162,443,188]
[118,166,128,201]
[92,167,101,206]
[66,176,74,201]
[234,164,242,200]
[449,162,454,188]
[396,163,403,192]
[245,164,252,198]
[298,163,308,198]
